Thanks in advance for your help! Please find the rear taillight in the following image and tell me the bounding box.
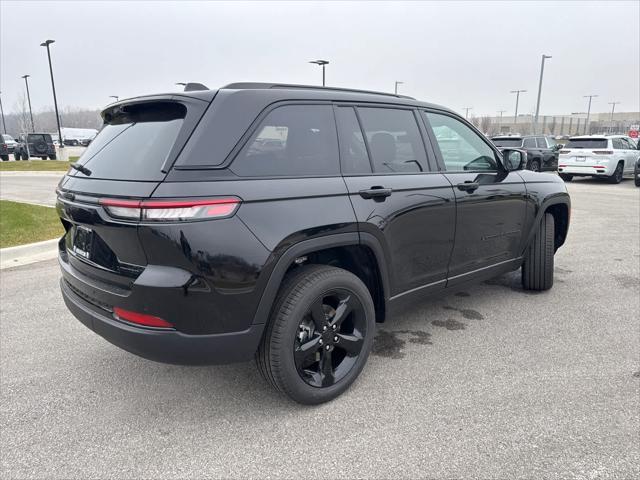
[99,197,241,222]
[113,307,174,329]
[559,150,570,154]
[592,150,613,155]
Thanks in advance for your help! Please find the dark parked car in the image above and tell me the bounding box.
[635,156,640,187]
[491,135,560,172]
[2,134,17,158]
[57,83,571,404]
[14,133,57,160]
[0,139,9,161]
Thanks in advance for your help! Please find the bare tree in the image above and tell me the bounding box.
[13,93,32,135]
[480,116,492,134]
[548,117,557,135]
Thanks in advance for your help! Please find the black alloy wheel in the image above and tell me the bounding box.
[294,289,366,388]
[529,159,540,172]
[256,265,375,404]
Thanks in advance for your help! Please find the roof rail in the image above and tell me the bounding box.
[221,82,415,100]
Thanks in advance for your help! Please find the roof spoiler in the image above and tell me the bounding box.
[183,83,209,92]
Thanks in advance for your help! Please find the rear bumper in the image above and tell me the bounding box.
[558,164,613,176]
[61,278,264,365]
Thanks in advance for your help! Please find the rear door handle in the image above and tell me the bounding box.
[457,181,479,192]
[359,186,393,200]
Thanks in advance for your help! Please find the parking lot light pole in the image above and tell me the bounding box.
[309,60,329,86]
[583,94,598,134]
[510,89,527,124]
[534,54,552,133]
[394,81,404,95]
[497,109,506,133]
[0,91,7,134]
[40,40,64,150]
[21,75,35,132]
[608,101,620,134]
[463,107,472,119]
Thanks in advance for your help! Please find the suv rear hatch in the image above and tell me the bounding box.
[57,96,211,289]
[559,137,611,167]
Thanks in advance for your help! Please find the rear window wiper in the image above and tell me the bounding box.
[70,162,92,176]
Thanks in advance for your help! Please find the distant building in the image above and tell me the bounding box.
[481,111,640,137]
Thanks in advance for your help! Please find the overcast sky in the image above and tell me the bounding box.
[1,1,639,117]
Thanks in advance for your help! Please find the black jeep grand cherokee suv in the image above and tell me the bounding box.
[57,83,570,404]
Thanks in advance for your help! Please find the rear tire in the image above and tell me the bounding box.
[14,152,21,161]
[522,213,555,291]
[608,162,623,184]
[0,155,8,161]
[40,156,47,160]
[49,154,57,160]
[559,173,573,182]
[256,264,375,405]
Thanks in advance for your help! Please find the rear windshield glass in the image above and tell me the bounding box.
[566,138,608,149]
[492,138,522,147]
[28,134,51,142]
[72,102,186,181]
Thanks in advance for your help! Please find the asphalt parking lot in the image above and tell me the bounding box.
[1,177,638,479]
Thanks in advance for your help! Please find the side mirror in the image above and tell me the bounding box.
[502,149,525,171]
[552,144,562,151]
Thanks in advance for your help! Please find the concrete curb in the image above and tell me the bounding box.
[0,238,59,270]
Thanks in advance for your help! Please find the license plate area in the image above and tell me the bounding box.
[575,156,586,162]
[72,226,93,259]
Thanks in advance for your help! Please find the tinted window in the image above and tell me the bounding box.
[566,138,608,149]
[492,138,522,147]
[335,106,371,174]
[536,137,547,148]
[612,138,626,149]
[620,138,634,149]
[357,107,426,173]
[231,105,338,177]
[523,138,537,148]
[425,112,498,172]
[73,102,186,181]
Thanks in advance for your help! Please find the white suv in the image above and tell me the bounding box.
[558,135,640,183]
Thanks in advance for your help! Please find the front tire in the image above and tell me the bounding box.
[522,213,555,291]
[528,159,540,172]
[49,154,57,160]
[256,265,375,405]
[608,162,623,184]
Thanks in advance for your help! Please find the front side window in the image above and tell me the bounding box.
[357,107,427,173]
[536,137,547,148]
[231,105,338,177]
[424,112,498,172]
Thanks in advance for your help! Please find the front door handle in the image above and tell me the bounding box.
[359,186,393,200]
[457,181,479,192]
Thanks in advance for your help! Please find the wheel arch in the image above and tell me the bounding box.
[251,233,390,326]
[522,195,571,254]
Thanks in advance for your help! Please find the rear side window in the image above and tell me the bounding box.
[230,105,339,177]
[73,102,186,181]
[566,138,608,149]
[357,107,427,173]
[612,138,625,149]
[523,138,536,148]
